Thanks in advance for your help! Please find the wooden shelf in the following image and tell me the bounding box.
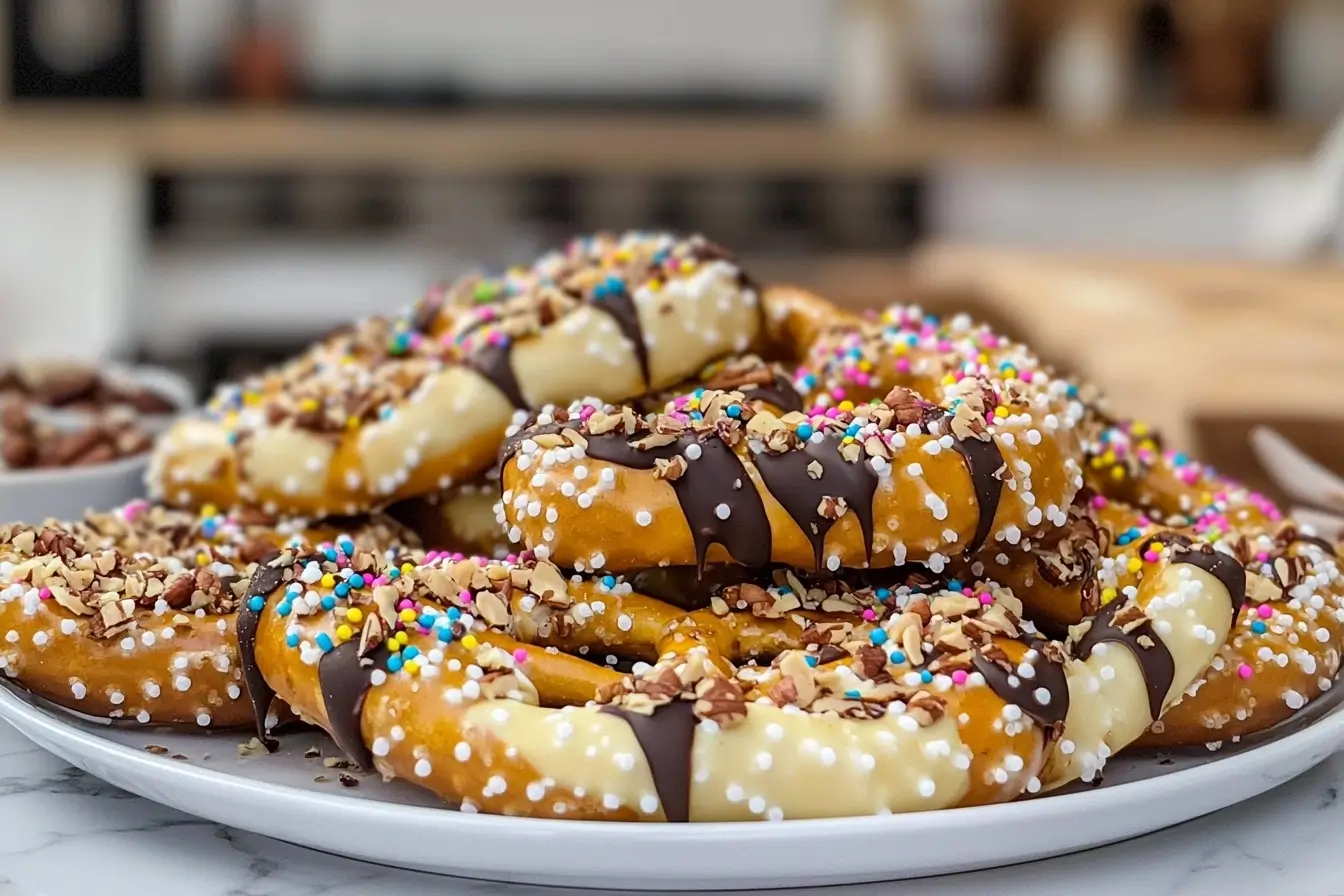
[0,106,1324,173]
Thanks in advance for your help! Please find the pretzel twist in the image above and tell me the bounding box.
[498,376,1084,575]
[150,232,765,517]
[0,505,416,727]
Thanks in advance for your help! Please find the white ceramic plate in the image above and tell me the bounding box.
[2,683,1342,891]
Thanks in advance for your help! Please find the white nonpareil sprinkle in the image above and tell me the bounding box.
[454,742,472,762]
[414,759,433,778]
[372,737,391,757]
[715,503,731,520]
[636,510,653,527]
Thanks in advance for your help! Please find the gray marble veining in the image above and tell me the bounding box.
[3,720,1344,896]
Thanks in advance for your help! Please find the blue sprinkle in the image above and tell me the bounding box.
[946,579,963,592]
[778,586,792,595]
[315,632,334,652]
[285,633,300,648]
[845,689,861,699]
[845,423,860,437]
[447,608,462,622]
[1174,452,1189,465]
[889,650,906,665]
[277,601,292,617]
[802,375,817,389]
[601,575,616,590]
[1252,621,1267,634]
[1066,384,1079,398]
[403,646,420,661]
[324,548,338,562]
[694,388,704,398]
[350,574,366,589]
[437,628,454,643]
[338,538,355,555]
[386,654,404,673]
[869,630,888,646]
[726,405,742,418]
[418,614,435,629]
[876,588,891,601]
[321,596,336,611]
[380,406,394,420]
[805,656,819,667]
[248,596,265,613]
[388,567,401,579]
[796,424,814,440]
[920,670,933,684]
[334,583,350,598]
[201,521,218,539]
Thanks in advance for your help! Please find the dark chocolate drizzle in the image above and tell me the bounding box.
[599,700,698,822]
[583,433,772,571]
[746,374,803,413]
[1074,601,1176,721]
[467,343,529,410]
[318,640,390,769]
[950,434,1006,554]
[970,639,1070,729]
[236,554,294,750]
[591,286,651,389]
[1146,533,1248,618]
[754,438,878,569]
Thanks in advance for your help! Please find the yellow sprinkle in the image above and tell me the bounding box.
[838,400,854,412]
[977,353,989,364]
[300,398,319,411]
[1102,450,1116,465]
[894,343,907,355]
[336,624,353,642]
[842,436,854,444]
[404,660,421,676]
[395,631,409,645]
[1111,467,1126,481]
[461,634,479,650]
[1131,422,1148,436]
[201,504,219,519]
[942,374,957,386]
[615,248,632,262]
[388,640,401,653]
[243,392,260,406]
[679,259,695,273]
[320,574,335,589]
[346,608,363,624]
[399,608,417,623]
[687,398,700,410]
[1127,558,1142,573]
[346,416,360,430]
[1090,456,1106,469]
[994,405,1008,417]
[647,279,662,292]
[857,360,872,372]
[1101,587,1117,603]
[400,563,414,575]
[196,552,209,566]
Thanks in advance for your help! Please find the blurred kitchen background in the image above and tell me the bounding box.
[2,0,1344,499]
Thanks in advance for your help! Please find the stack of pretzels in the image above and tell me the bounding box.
[2,231,1339,822]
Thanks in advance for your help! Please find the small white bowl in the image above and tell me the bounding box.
[0,453,149,524]
[25,364,196,436]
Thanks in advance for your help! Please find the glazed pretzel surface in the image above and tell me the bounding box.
[498,378,1084,575]
[0,504,416,727]
[150,232,764,517]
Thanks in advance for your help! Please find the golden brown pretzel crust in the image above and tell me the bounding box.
[0,506,417,727]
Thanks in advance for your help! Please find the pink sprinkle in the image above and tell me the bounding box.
[951,670,968,685]
[38,587,50,600]
[979,593,993,606]
[1237,664,1254,680]
[460,590,474,604]
[397,599,414,610]
[513,648,529,664]
[862,609,876,621]
[1257,604,1274,619]
[373,576,388,587]
[505,553,518,564]
[1256,551,1270,563]
[1143,550,1160,563]
[962,586,974,596]
[895,358,911,374]
[1091,495,1108,509]
[831,388,846,401]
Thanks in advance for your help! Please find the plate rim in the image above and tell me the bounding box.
[5,681,1344,840]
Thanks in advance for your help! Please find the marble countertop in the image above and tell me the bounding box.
[3,720,1344,896]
